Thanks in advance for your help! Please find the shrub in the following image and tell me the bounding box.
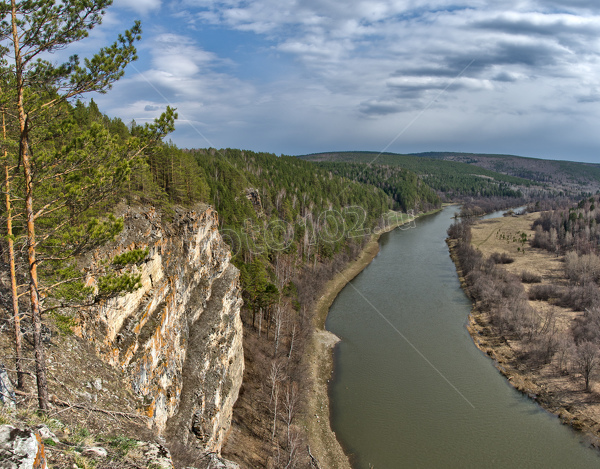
[521,270,542,283]
[456,242,483,275]
[447,220,472,242]
[565,251,600,285]
[528,284,558,301]
[50,312,77,335]
[490,252,515,264]
[560,285,600,311]
[572,307,600,344]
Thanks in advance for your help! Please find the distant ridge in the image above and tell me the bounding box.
[297,151,600,193]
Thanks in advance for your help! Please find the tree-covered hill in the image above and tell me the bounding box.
[189,148,393,262]
[410,151,600,192]
[314,162,441,212]
[297,151,530,199]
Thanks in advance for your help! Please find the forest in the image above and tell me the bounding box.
[3,2,599,467]
[412,151,600,189]
[298,151,532,198]
[1,100,443,467]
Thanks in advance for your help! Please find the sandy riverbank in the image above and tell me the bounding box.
[304,209,441,468]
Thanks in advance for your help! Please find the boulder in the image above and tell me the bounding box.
[0,425,47,469]
[0,366,15,409]
[33,426,59,445]
[131,441,174,469]
[201,453,240,468]
[81,446,108,459]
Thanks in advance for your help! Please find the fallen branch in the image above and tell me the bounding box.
[307,445,321,469]
[49,395,148,422]
[13,389,146,421]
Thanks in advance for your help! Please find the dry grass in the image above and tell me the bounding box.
[471,214,579,330]
[0,309,156,468]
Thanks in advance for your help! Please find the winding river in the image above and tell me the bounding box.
[326,206,600,468]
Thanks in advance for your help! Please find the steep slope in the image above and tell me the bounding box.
[77,204,243,456]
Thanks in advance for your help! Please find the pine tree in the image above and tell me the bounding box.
[0,0,175,410]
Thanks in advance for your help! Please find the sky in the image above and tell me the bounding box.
[75,0,600,163]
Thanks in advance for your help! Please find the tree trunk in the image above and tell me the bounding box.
[287,323,296,361]
[12,0,49,410]
[272,383,278,440]
[266,306,271,340]
[274,304,282,358]
[3,116,24,390]
[258,307,262,338]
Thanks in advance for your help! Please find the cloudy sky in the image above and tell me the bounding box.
[80,0,600,162]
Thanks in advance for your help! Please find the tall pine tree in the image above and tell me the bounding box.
[0,0,175,410]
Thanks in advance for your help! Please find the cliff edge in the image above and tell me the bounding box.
[77,204,244,457]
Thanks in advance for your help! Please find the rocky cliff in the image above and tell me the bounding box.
[76,204,244,456]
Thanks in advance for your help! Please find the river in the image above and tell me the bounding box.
[326,205,600,468]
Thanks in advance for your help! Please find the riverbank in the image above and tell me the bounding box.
[448,213,600,449]
[304,209,441,468]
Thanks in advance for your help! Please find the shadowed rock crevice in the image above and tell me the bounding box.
[166,264,243,453]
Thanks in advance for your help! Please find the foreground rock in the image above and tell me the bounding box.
[0,425,47,469]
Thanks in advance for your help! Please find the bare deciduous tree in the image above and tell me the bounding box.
[570,341,600,392]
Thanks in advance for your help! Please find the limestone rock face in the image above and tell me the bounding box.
[0,365,15,409]
[77,205,243,455]
[0,425,47,469]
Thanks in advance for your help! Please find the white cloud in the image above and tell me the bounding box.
[92,0,600,161]
[114,0,162,15]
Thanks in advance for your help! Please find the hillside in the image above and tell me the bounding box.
[411,152,600,193]
[297,151,533,199]
[299,151,600,196]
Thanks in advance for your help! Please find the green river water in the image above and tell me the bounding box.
[326,206,600,469]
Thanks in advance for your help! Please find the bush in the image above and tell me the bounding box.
[565,251,600,285]
[528,284,558,301]
[50,312,77,335]
[559,285,600,311]
[456,242,483,275]
[521,271,542,283]
[572,307,600,344]
[447,220,472,242]
[490,252,514,264]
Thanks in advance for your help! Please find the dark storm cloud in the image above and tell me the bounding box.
[472,16,600,39]
[386,39,565,103]
[358,99,416,116]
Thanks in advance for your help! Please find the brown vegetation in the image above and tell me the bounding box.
[449,205,600,445]
[222,243,365,468]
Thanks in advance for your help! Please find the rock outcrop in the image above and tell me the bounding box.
[0,425,47,469]
[77,204,244,456]
[0,365,15,409]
